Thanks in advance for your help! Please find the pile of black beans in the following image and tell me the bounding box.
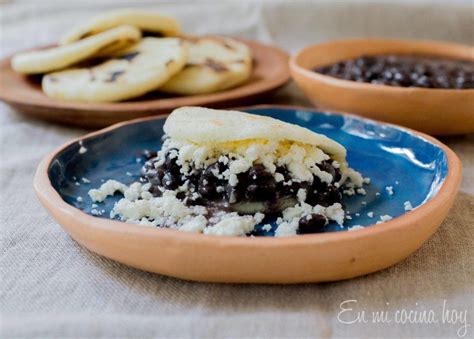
[140,149,344,234]
[314,54,474,89]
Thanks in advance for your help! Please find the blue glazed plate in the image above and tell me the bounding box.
[34,105,461,283]
[49,106,448,234]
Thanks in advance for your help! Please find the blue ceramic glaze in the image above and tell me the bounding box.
[49,107,448,236]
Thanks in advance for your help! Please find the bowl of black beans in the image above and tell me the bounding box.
[290,39,474,135]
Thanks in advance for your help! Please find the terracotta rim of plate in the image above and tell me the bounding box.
[34,104,462,249]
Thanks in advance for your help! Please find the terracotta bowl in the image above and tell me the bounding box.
[33,105,461,284]
[290,38,474,136]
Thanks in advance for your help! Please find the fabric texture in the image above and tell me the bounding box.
[1,1,473,338]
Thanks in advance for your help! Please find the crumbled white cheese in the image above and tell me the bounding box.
[385,186,394,195]
[88,180,128,202]
[375,192,381,196]
[297,188,307,203]
[91,208,103,216]
[367,212,374,218]
[254,212,265,224]
[325,203,345,225]
[274,202,344,237]
[228,174,239,187]
[343,188,355,196]
[274,219,299,237]
[404,201,414,211]
[86,134,371,237]
[229,158,252,175]
[274,173,284,182]
[159,137,362,189]
[349,225,365,231]
[203,213,257,236]
[81,177,91,184]
[78,141,87,154]
[177,215,207,233]
[262,224,272,232]
[89,180,266,237]
[76,196,83,202]
[376,214,393,224]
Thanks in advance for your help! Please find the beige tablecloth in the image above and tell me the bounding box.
[1,1,473,338]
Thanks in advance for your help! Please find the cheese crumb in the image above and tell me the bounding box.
[404,201,414,211]
[297,188,307,203]
[376,214,393,224]
[88,180,128,202]
[203,213,257,236]
[78,141,87,154]
[274,202,344,237]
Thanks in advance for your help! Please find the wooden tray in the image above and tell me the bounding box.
[0,39,290,128]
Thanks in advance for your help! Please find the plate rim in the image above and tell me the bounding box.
[0,38,290,115]
[34,104,462,248]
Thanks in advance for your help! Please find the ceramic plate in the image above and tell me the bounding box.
[0,39,289,128]
[34,105,461,283]
[290,38,474,136]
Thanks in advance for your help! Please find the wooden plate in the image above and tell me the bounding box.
[0,39,290,128]
[34,105,461,283]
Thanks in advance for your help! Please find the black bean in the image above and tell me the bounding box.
[163,172,180,190]
[318,161,336,182]
[298,214,327,234]
[186,194,205,206]
[198,177,217,199]
[317,185,342,207]
[313,54,474,89]
[142,149,157,160]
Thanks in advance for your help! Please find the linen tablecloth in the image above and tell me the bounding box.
[1,1,473,338]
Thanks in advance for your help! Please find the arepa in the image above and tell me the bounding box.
[11,25,141,74]
[42,38,187,102]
